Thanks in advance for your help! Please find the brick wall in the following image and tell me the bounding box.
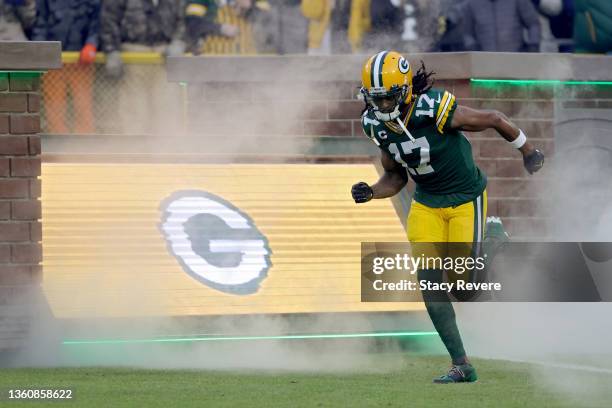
[186,76,612,239]
[452,80,554,238]
[0,72,43,350]
[188,79,559,237]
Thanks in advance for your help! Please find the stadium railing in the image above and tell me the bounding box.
[41,52,185,136]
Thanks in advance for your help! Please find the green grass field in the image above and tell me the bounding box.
[2,354,611,407]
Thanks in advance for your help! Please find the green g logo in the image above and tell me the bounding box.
[398,57,410,74]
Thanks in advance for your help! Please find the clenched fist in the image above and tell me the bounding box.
[351,182,373,203]
[523,148,545,175]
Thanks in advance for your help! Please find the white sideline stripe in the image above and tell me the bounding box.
[507,358,612,375]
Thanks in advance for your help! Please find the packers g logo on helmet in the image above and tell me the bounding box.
[398,57,410,74]
[361,51,414,122]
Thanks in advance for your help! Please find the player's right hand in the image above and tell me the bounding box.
[351,182,373,203]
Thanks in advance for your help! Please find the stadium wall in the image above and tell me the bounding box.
[165,53,612,238]
[40,53,612,237]
[34,52,612,323]
[0,42,61,350]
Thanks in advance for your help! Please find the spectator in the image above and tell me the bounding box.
[0,0,36,41]
[464,0,541,52]
[436,0,468,52]
[348,0,370,53]
[33,0,99,133]
[270,0,308,54]
[183,0,239,55]
[100,0,185,69]
[246,0,280,54]
[239,0,280,54]
[362,0,403,53]
[329,0,352,54]
[302,0,371,55]
[535,0,563,16]
[301,0,332,54]
[548,0,575,52]
[389,0,456,52]
[201,0,272,54]
[100,0,185,134]
[574,0,611,53]
[533,0,575,52]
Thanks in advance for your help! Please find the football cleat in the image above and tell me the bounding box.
[484,216,510,257]
[433,364,478,384]
[485,216,510,239]
[452,217,510,301]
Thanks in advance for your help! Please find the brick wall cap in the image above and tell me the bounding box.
[0,42,61,71]
[168,53,612,83]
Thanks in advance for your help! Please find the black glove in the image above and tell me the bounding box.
[523,148,545,174]
[351,182,373,203]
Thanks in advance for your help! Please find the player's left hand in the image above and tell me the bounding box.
[522,148,545,174]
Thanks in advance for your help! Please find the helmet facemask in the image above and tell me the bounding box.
[361,84,411,122]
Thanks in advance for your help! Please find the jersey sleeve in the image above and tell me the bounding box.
[360,112,381,146]
[434,90,457,134]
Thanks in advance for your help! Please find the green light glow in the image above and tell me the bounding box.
[471,78,612,86]
[62,331,438,346]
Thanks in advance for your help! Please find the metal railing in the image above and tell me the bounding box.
[42,52,185,135]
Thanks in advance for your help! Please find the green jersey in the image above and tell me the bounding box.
[361,88,486,208]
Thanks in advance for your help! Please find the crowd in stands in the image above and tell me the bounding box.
[1,0,610,57]
[0,0,609,134]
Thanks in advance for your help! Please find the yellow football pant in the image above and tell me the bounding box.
[408,190,487,365]
[407,190,487,262]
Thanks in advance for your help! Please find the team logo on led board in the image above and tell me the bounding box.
[160,191,272,295]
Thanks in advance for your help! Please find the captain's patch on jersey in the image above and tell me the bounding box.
[159,190,272,295]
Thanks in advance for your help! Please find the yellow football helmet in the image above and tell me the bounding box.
[360,50,413,122]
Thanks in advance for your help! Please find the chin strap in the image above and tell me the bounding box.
[396,117,416,142]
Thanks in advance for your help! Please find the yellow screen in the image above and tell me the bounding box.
[41,163,423,317]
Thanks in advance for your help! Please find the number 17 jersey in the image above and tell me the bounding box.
[361,88,487,208]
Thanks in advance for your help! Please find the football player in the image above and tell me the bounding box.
[351,51,544,383]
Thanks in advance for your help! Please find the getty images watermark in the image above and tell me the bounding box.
[370,252,499,293]
[361,242,612,302]
[361,242,499,302]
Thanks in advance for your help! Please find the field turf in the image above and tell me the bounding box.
[2,354,611,407]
